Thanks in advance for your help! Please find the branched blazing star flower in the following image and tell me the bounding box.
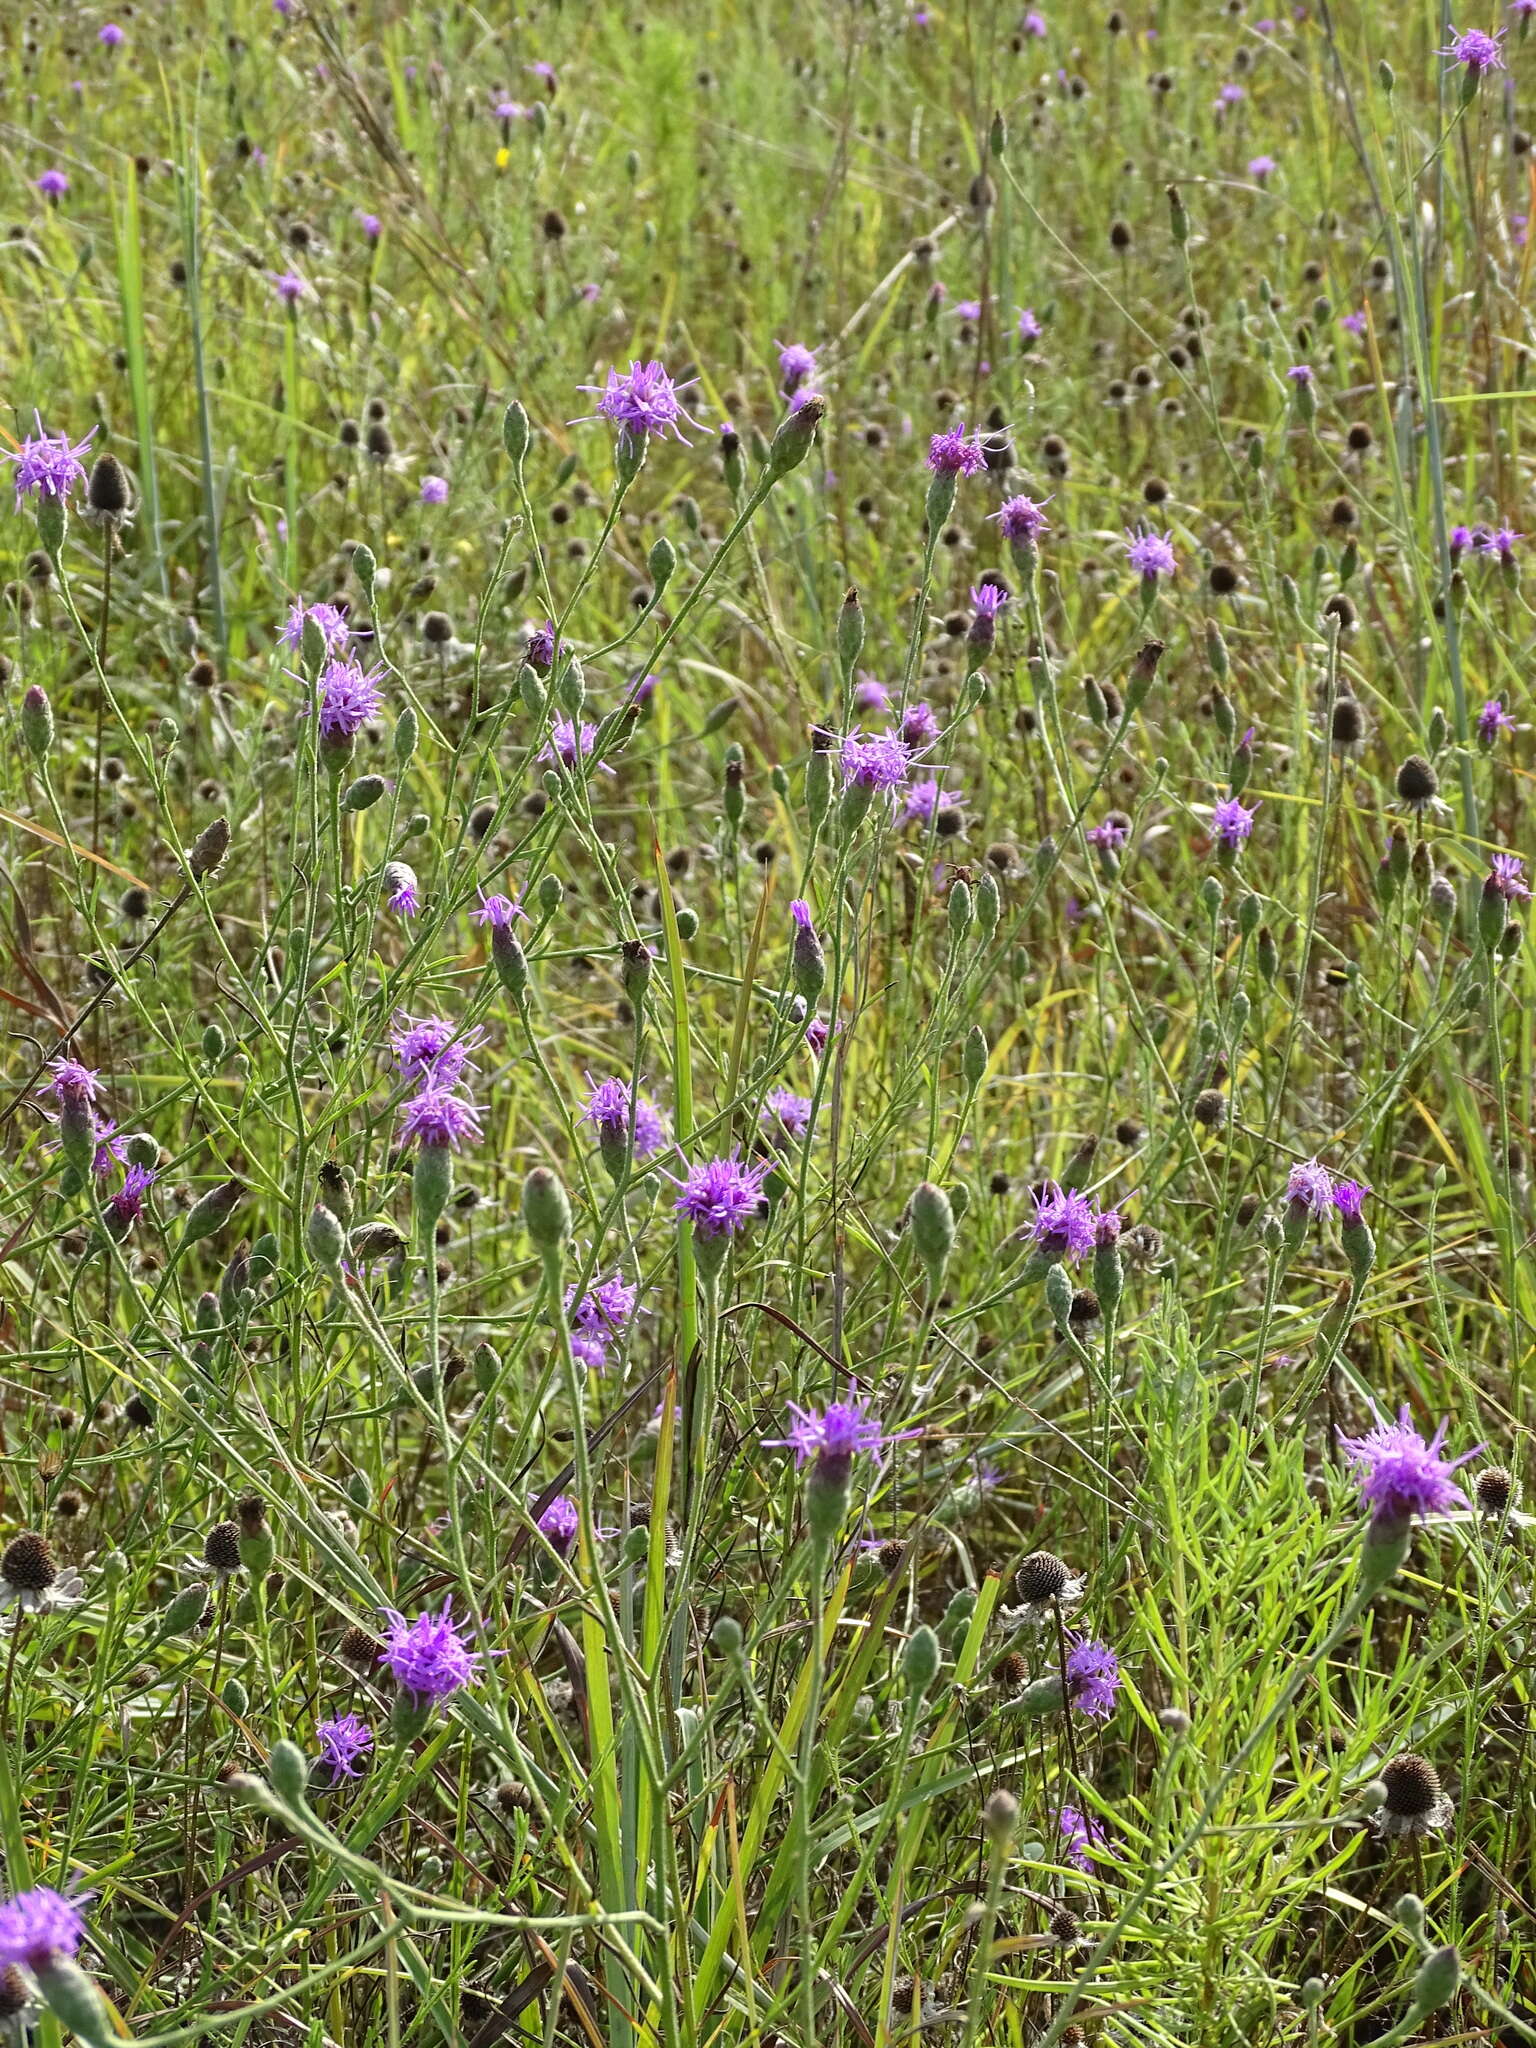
[776,340,818,393]
[316,656,385,738]
[315,1713,374,1781]
[926,422,988,476]
[1124,527,1178,580]
[1029,1182,1100,1264]
[1210,796,1257,851]
[43,1058,100,1108]
[1286,1158,1335,1215]
[575,359,703,442]
[673,1154,771,1238]
[536,1495,580,1555]
[1440,24,1506,70]
[839,729,912,792]
[1059,1804,1109,1872]
[396,1086,483,1151]
[1477,697,1516,744]
[761,1088,814,1141]
[280,598,351,653]
[992,494,1051,543]
[1338,1404,1482,1529]
[538,717,601,769]
[1487,852,1530,901]
[1064,1636,1122,1717]
[567,1273,639,1334]
[105,1163,156,1236]
[379,1599,482,1700]
[902,778,964,825]
[580,1076,666,1158]
[389,1014,486,1088]
[764,1387,920,1474]
[6,414,95,509]
[0,1886,89,1971]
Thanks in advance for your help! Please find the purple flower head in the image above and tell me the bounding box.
[580,1076,666,1158]
[472,891,525,928]
[576,359,703,442]
[390,1013,486,1088]
[898,701,940,749]
[1065,1636,1122,1717]
[1450,525,1476,559]
[776,340,818,393]
[570,1328,610,1372]
[806,1016,831,1057]
[383,862,420,916]
[6,414,96,509]
[840,728,912,791]
[271,270,309,304]
[1087,815,1129,852]
[0,1886,88,1970]
[44,1057,100,1108]
[1440,24,1506,69]
[419,475,448,505]
[1476,698,1516,743]
[396,1086,483,1151]
[1286,1158,1334,1214]
[969,582,1010,621]
[1338,1404,1482,1527]
[316,656,385,739]
[1248,153,1277,179]
[993,493,1052,542]
[1211,796,1257,851]
[1332,1179,1371,1226]
[91,1120,127,1178]
[764,1384,920,1475]
[536,1494,580,1555]
[379,1598,482,1700]
[1030,1181,1097,1264]
[316,1713,373,1781]
[1093,1206,1123,1246]
[1341,310,1367,336]
[568,1273,639,1334]
[281,598,351,654]
[954,299,983,322]
[35,170,70,199]
[99,22,125,44]
[1059,1805,1109,1873]
[927,422,988,477]
[526,619,561,672]
[357,210,382,239]
[1489,852,1531,900]
[1286,363,1314,386]
[762,1088,814,1141]
[1024,7,1047,29]
[1017,306,1043,341]
[902,777,965,825]
[1218,80,1246,103]
[106,1162,155,1232]
[529,59,557,83]
[854,676,892,714]
[1125,527,1178,580]
[1478,523,1522,559]
[673,1152,770,1239]
[539,717,600,769]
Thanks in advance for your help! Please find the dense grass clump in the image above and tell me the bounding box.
[2,2,1536,2043]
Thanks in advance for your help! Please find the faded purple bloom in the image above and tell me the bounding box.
[840,729,912,791]
[854,677,892,714]
[1024,7,1046,29]
[579,281,601,302]
[390,1013,486,1088]
[970,582,1010,621]
[673,1153,770,1238]
[806,1016,831,1057]
[576,360,702,442]
[1125,527,1178,580]
[762,1089,814,1141]
[1017,306,1042,341]
[776,340,817,394]
[1248,153,1277,180]
[1440,24,1506,69]
[1339,1405,1481,1526]
[98,22,125,44]
[316,656,385,738]
[1450,524,1475,559]
[1087,816,1129,852]
[927,422,987,476]
[526,619,561,673]
[1287,1158,1334,1214]
[1059,1805,1108,1872]
[1476,698,1516,743]
[106,1162,155,1233]
[568,1273,639,1334]
[764,1385,920,1472]
[1478,523,1522,559]
[1094,1207,1123,1245]
[1488,852,1531,900]
[396,1086,483,1150]
[472,891,525,928]
[379,1598,482,1699]
[536,1495,580,1555]
[993,494,1051,542]
[1217,80,1246,103]
[90,1120,127,1178]
[899,701,940,749]
[316,1713,373,1781]
[1341,310,1367,336]
[383,862,420,916]
[357,210,382,239]
[1332,1179,1371,1226]
[44,1057,100,1107]
[581,1077,666,1158]
[419,475,449,505]
[1286,363,1314,386]
[0,1887,88,1970]
[6,414,95,509]
[271,270,309,304]
[1065,1637,1122,1717]
[1211,797,1257,851]
[35,170,69,199]
[529,60,557,84]
[1030,1182,1097,1264]
[280,597,350,654]
[902,777,964,825]
[539,717,600,769]
[954,299,983,323]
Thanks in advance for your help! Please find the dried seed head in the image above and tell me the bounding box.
[992,1650,1027,1689]
[0,1965,31,2016]
[86,451,131,523]
[339,1623,382,1668]
[1193,1088,1227,1129]
[495,1779,532,1814]
[54,1490,84,1519]
[878,1539,907,1572]
[0,1532,56,1593]
[1381,1752,1441,1820]
[1396,754,1438,807]
[1331,696,1366,746]
[1014,1550,1072,1604]
[203,1520,242,1574]
[1475,1465,1515,1517]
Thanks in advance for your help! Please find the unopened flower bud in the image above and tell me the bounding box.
[21,684,54,762]
[182,1178,243,1246]
[766,394,826,480]
[188,816,231,879]
[910,1181,955,1289]
[522,1166,572,1254]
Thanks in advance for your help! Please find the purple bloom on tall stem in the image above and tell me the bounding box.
[1211,796,1257,851]
[1087,816,1129,852]
[993,494,1051,542]
[1065,1636,1122,1717]
[383,862,420,916]
[776,340,818,394]
[1124,527,1178,580]
[270,270,309,304]
[539,717,600,769]
[536,1495,580,1555]
[419,475,449,505]
[576,360,703,442]
[902,778,964,825]
[840,729,912,791]
[1030,1181,1098,1264]
[1440,24,1506,69]
[1017,306,1042,341]
[673,1153,770,1238]
[1059,1804,1109,1872]
[762,1088,814,1141]
[580,1076,666,1158]
[764,1385,920,1474]
[1488,852,1530,900]
[969,582,1010,621]
[106,1162,155,1234]
[98,22,125,44]
[281,597,351,653]
[356,210,382,239]
[472,891,525,928]
[35,169,70,199]
[396,1086,483,1151]
[854,677,892,714]
[44,1057,100,1107]
[1477,698,1516,744]
[1247,153,1277,180]
[1338,1405,1481,1527]
[1341,310,1367,336]
[316,1713,373,1781]
[0,1886,89,1970]
[1286,363,1314,386]
[6,414,95,509]
[379,1599,482,1699]
[568,1273,639,1334]
[390,1013,486,1088]
[526,619,560,672]
[898,702,940,749]
[927,422,987,476]
[1477,523,1522,559]
[316,656,385,739]
[1286,1158,1334,1215]
[1332,1179,1371,1226]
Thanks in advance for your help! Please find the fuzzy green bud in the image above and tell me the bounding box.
[1410,1946,1460,2016]
[962,1024,988,1091]
[910,1181,955,1289]
[522,1166,572,1254]
[1045,1259,1074,1332]
[20,684,53,763]
[904,1624,941,1697]
[222,1675,249,1717]
[412,1143,453,1235]
[502,399,531,471]
[805,747,834,833]
[766,394,826,480]
[974,871,1000,937]
[648,533,677,596]
[837,586,865,680]
[182,1178,243,1247]
[947,879,973,943]
[268,1737,311,1807]
[160,1582,212,1637]
[306,1203,346,1271]
[492,925,528,1000]
[34,1957,113,2048]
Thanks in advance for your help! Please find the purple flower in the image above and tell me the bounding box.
[390,1013,486,1088]
[357,210,382,239]
[1332,1179,1371,1226]
[6,414,95,509]
[1248,153,1277,180]
[568,1273,639,1334]
[570,1328,609,1372]
[1488,852,1531,900]
[1211,796,1257,851]
[35,170,69,200]
[1030,1182,1098,1264]
[270,271,309,304]
[1286,1158,1334,1214]
[316,1713,373,1781]
[90,1120,127,1178]
[419,475,448,505]
[854,677,892,714]
[1017,307,1042,341]
[1341,310,1367,336]
[927,422,987,476]
[1477,698,1516,743]
[580,1077,666,1158]
[1218,80,1246,103]
[1450,524,1476,559]
[379,1598,482,1699]
[98,22,125,44]
[280,597,351,654]
[576,359,702,442]
[396,1086,483,1151]
[1059,1804,1109,1872]
[1024,7,1047,29]
[472,891,525,928]
[537,1495,580,1555]
[777,340,818,394]
[902,777,964,825]
[0,1887,88,1970]
[954,299,983,322]
[762,1089,814,1141]
[1125,527,1178,580]
[1087,816,1129,852]
[526,619,561,672]
[383,862,420,916]
[764,1385,920,1473]
[993,494,1051,542]
[840,729,912,791]
[1338,1405,1481,1527]
[106,1162,155,1233]
[1094,1207,1123,1246]
[969,582,1010,621]
[1065,1637,1121,1717]
[1440,24,1506,69]
[673,1153,770,1239]
[316,656,385,738]
[1477,523,1522,559]
[539,717,600,769]
[1286,363,1314,386]
[898,701,940,749]
[44,1057,100,1107]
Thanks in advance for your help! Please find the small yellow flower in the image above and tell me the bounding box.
[496,147,510,170]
